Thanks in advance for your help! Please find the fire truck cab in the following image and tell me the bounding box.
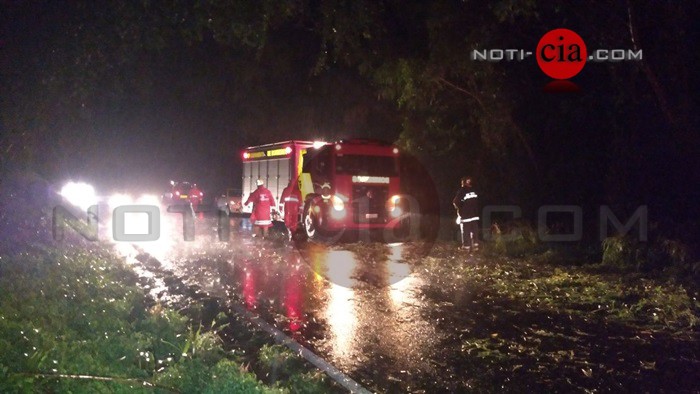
[241,139,405,240]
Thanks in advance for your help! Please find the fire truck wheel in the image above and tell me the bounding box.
[303,201,321,240]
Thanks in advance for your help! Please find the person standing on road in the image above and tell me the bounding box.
[245,179,275,239]
[280,179,302,241]
[453,176,480,250]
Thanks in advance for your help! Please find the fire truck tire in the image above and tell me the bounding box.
[303,200,325,241]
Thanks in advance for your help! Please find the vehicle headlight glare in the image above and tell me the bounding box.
[331,195,344,211]
[60,182,97,211]
[108,193,132,208]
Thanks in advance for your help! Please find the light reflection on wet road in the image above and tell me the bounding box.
[113,211,442,391]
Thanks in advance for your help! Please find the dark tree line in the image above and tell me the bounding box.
[1,0,697,242]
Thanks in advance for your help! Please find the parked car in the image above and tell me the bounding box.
[162,181,204,207]
[215,188,242,215]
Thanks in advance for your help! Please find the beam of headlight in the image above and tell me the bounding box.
[386,244,413,306]
[133,193,171,263]
[135,194,160,206]
[388,262,413,306]
[320,250,358,363]
[325,284,357,361]
[108,193,133,208]
[108,194,158,241]
[107,193,172,269]
[324,250,357,288]
[121,194,163,243]
[123,212,151,235]
[60,182,97,211]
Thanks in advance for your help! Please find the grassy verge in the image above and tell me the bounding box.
[0,245,331,393]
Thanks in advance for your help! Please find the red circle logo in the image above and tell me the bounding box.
[536,28,587,80]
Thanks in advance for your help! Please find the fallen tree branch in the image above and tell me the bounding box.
[436,77,485,109]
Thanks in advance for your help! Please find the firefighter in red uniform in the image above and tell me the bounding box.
[245,179,275,239]
[280,179,302,241]
[189,183,203,208]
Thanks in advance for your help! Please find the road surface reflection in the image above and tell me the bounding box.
[112,213,440,389]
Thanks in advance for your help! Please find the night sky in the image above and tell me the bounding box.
[2,1,698,239]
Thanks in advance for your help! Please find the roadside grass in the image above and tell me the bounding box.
[257,344,329,393]
[403,240,700,391]
[0,245,332,393]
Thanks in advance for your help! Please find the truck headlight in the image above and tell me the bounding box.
[388,195,403,217]
[331,195,344,211]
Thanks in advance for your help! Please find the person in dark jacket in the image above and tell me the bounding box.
[452,176,479,250]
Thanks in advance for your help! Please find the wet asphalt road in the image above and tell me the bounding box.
[104,210,700,393]
[109,210,453,392]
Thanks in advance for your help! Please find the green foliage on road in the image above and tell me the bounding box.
[602,235,695,275]
[415,241,699,329]
[0,247,329,393]
[403,241,699,391]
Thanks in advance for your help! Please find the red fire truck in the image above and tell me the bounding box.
[241,139,406,239]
